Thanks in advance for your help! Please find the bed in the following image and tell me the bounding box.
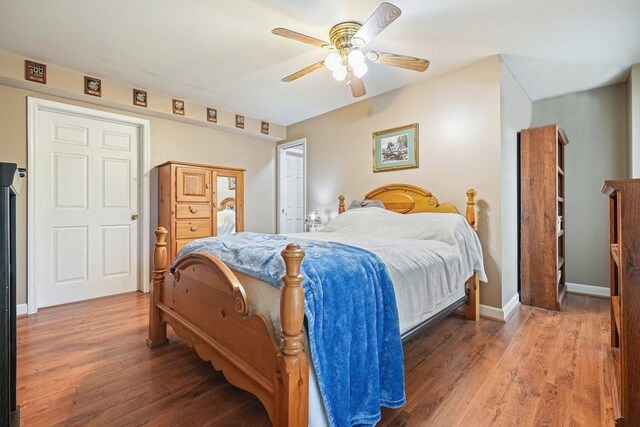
[148,184,485,426]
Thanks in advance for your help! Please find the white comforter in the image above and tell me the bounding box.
[233,208,487,427]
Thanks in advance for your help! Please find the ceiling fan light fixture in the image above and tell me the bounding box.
[352,62,368,78]
[332,65,348,81]
[347,49,365,66]
[325,52,342,71]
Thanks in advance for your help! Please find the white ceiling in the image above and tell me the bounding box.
[1,0,639,125]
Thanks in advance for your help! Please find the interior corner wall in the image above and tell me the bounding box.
[499,58,532,307]
[630,64,640,177]
[531,84,628,288]
[286,56,504,309]
[0,84,277,306]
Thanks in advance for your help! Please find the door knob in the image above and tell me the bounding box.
[131,214,139,220]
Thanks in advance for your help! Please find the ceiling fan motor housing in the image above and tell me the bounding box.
[329,22,363,52]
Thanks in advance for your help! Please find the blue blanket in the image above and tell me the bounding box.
[176,232,405,426]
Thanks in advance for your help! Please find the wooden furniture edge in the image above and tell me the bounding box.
[157,160,246,172]
[148,227,308,426]
[337,184,480,321]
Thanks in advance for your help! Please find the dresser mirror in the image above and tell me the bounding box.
[216,175,237,235]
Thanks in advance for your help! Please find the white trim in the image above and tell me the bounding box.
[480,293,521,322]
[27,97,151,314]
[566,282,610,298]
[276,138,307,234]
[16,304,28,316]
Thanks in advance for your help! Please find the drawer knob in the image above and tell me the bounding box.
[189,206,198,214]
[190,226,198,232]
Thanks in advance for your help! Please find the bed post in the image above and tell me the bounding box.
[338,195,345,214]
[274,243,309,427]
[465,189,480,321]
[147,227,169,347]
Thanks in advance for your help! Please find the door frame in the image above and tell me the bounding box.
[276,138,306,234]
[27,97,151,314]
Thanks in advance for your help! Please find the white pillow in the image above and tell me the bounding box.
[321,207,470,245]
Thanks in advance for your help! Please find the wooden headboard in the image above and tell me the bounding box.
[219,197,235,211]
[338,183,478,230]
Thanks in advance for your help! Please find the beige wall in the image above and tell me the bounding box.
[499,59,532,306]
[287,56,504,308]
[532,84,628,288]
[0,84,276,305]
[629,64,640,177]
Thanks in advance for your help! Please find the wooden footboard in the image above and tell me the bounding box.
[147,228,308,426]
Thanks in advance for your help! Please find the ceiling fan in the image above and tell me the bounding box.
[272,2,430,98]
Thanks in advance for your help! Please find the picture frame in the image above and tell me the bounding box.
[133,89,147,107]
[207,108,217,123]
[261,121,269,135]
[235,115,244,129]
[372,123,419,172]
[172,99,185,115]
[84,76,102,97]
[25,60,46,84]
[228,177,236,190]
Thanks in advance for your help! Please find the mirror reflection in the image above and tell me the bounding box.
[217,176,236,235]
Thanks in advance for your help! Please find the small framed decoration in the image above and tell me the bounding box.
[261,121,269,135]
[84,76,102,97]
[172,99,185,115]
[133,89,147,107]
[228,177,236,190]
[207,108,217,123]
[25,60,46,84]
[372,123,419,172]
[235,115,245,129]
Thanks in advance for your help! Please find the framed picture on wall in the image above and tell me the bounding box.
[235,115,244,129]
[25,60,46,84]
[207,108,217,123]
[372,123,419,172]
[84,76,102,97]
[261,121,269,135]
[172,99,185,115]
[133,89,147,107]
[228,177,236,190]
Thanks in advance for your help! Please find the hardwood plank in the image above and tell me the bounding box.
[16,292,612,426]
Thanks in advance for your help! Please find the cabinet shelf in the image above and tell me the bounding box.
[602,178,640,423]
[611,243,620,266]
[519,125,567,311]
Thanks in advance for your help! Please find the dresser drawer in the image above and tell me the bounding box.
[176,203,211,219]
[175,219,212,239]
[175,239,193,256]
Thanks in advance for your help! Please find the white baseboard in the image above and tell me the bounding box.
[16,303,28,316]
[566,282,610,298]
[480,293,520,322]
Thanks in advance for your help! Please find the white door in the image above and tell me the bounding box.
[278,141,305,234]
[35,110,139,308]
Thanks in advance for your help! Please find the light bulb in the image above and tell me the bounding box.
[325,53,342,71]
[347,49,365,66]
[332,65,347,81]
[352,62,368,78]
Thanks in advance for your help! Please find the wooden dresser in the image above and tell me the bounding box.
[158,161,244,261]
[602,179,640,425]
[518,124,568,310]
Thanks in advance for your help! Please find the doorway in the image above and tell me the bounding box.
[27,98,150,313]
[277,139,306,234]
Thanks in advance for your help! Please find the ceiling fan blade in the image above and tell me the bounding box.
[272,28,333,50]
[353,3,402,46]
[282,61,325,82]
[347,72,366,98]
[366,51,430,72]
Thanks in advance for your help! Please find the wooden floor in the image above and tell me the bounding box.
[17,292,613,426]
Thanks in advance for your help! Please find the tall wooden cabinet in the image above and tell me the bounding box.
[602,179,640,425]
[158,161,244,261]
[518,124,568,310]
